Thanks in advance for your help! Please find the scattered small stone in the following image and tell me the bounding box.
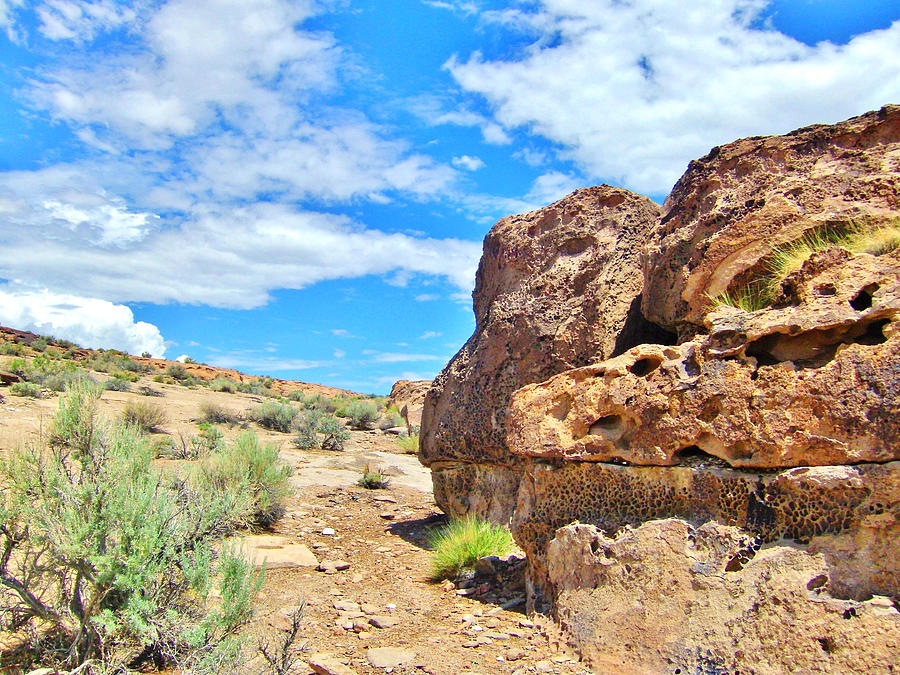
[308,652,359,675]
[371,495,397,503]
[360,603,380,615]
[366,647,416,669]
[470,625,484,633]
[455,587,477,596]
[334,600,360,612]
[322,528,336,536]
[379,512,395,520]
[535,660,554,673]
[352,618,370,632]
[439,580,455,592]
[484,632,510,640]
[318,560,351,574]
[518,619,535,629]
[385,603,397,610]
[462,641,481,648]
[502,597,526,609]
[507,628,527,638]
[484,618,500,629]
[505,649,527,661]
[369,615,400,629]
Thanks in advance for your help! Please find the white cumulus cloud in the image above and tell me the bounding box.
[449,0,900,194]
[0,287,167,356]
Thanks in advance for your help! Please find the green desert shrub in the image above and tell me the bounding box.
[193,431,292,529]
[209,376,238,393]
[294,410,350,450]
[31,337,48,352]
[249,401,297,433]
[345,399,379,430]
[0,382,260,672]
[395,433,419,455]
[8,381,41,398]
[122,399,168,432]
[319,414,350,450]
[428,516,515,581]
[0,341,22,355]
[200,400,241,425]
[103,375,132,391]
[286,389,307,403]
[357,463,390,490]
[167,362,190,380]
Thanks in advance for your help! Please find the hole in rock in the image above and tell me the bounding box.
[674,445,728,467]
[550,396,572,421]
[807,574,828,591]
[629,356,663,377]
[817,637,835,653]
[849,283,878,311]
[590,415,621,430]
[842,608,857,620]
[612,295,677,357]
[856,318,889,345]
[815,283,837,297]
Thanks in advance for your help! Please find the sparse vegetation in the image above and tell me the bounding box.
[103,376,131,391]
[210,376,239,393]
[249,401,298,432]
[357,463,390,489]
[167,362,190,380]
[396,433,419,455]
[712,219,900,312]
[122,399,168,432]
[294,409,350,450]
[345,399,379,430]
[0,383,261,673]
[8,381,41,398]
[200,399,241,425]
[319,414,350,450]
[193,431,292,529]
[428,516,515,581]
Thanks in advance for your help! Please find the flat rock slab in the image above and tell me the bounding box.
[309,653,359,675]
[230,535,318,569]
[366,647,416,669]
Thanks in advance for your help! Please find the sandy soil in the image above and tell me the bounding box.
[0,367,591,675]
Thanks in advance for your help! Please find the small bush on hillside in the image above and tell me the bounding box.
[0,383,260,672]
[31,337,48,352]
[139,385,165,397]
[193,431,292,529]
[210,376,238,393]
[42,370,95,393]
[122,399,168,432]
[286,390,307,403]
[0,342,22,355]
[294,409,324,449]
[200,400,241,425]
[345,400,379,430]
[428,516,515,581]
[249,401,297,433]
[319,414,350,450]
[395,433,419,455]
[9,381,41,398]
[167,362,190,380]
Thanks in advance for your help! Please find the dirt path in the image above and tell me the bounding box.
[0,372,590,675]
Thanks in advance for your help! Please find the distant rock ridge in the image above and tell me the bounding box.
[420,105,900,673]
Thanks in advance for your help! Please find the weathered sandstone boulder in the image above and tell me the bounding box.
[420,186,664,517]
[548,520,900,675]
[386,379,430,432]
[643,105,900,336]
[507,249,900,468]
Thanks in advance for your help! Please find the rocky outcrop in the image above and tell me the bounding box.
[420,107,900,673]
[386,379,431,432]
[507,250,900,469]
[548,520,900,675]
[420,186,664,518]
[643,105,900,336]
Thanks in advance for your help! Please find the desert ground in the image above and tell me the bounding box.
[0,356,587,675]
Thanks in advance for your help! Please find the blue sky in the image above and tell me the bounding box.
[0,0,898,393]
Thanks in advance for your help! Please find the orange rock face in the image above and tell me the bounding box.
[420,186,663,478]
[507,250,900,468]
[386,379,431,431]
[643,105,900,335]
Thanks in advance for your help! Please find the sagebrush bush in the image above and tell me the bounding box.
[428,516,515,581]
[122,399,168,432]
[0,341,22,355]
[0,382,260,672]
[193,431,292,529]
[249,401,297,432]
[209,376,238,393]
[345,399,379,430]
[200,400,241,425]
[167,362,190,380]
[294,410,349,450]
[103,376,131,391]
[8,381,41,397]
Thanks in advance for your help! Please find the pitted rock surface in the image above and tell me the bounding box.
[512,460,899,604]
[643,104,900,335]
[547,520,900,675]
[507,246,900,468]
[420,186,663,514]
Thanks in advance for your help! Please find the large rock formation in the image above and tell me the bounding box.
[421,106,900,673]
[420,186,665,519]
[386,379,431,432]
